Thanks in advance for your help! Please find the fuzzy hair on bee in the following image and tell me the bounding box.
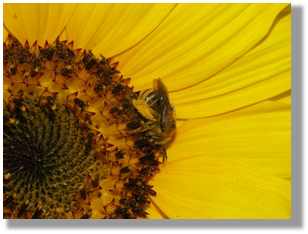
[129,78,176,162]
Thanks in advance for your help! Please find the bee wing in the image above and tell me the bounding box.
[153,78,172,131]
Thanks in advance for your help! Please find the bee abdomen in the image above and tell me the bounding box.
[147,95,158,105]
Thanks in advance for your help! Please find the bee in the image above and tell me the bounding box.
[129,78,176,162]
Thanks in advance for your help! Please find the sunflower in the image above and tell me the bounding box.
[3,3,291,219]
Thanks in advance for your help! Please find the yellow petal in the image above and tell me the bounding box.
[151,155,291,219]
[269,90,291,104]
[175,69,290,118]
[3,3,77,46]
[176,119,187,128]
[3,76,12,103]
[66,3,176,58]
[3,26,9,42]
[147,202,169,219]
[170,9,291,104]
[168,101,291,179]
[58,27,68,42]
[114,3,289,91]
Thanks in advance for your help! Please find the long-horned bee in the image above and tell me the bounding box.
[130,78,176,161]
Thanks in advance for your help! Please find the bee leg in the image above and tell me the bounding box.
[162,144,167,162]
[149,135,167,162]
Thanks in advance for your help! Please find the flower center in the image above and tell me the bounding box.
[4,95,99,219]
[3,36,173,219]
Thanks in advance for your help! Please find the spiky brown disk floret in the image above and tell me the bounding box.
[3,36,163,219]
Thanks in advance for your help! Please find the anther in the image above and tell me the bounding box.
[31,205,43,219]
[4,173,11,180]
[109,106,120,114]
[80,212,91,219]
[79,186,87,200]
[84,113,91,124]
[112,84,123,94]
[20,105,26,112]
[86,132,95,140]
[120,166,131,174]
[94,84,104,93]
[85,59,96,71]
[139,154,155,163]
[10,65,17,75]
[13,98,23,107]
[74,98,86,109]
[91,174,99,188]
[3,193,16,207]
[17,199,29,218]
[134,139,153,149]
[115,150,125,159]
[61,65,73,76]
